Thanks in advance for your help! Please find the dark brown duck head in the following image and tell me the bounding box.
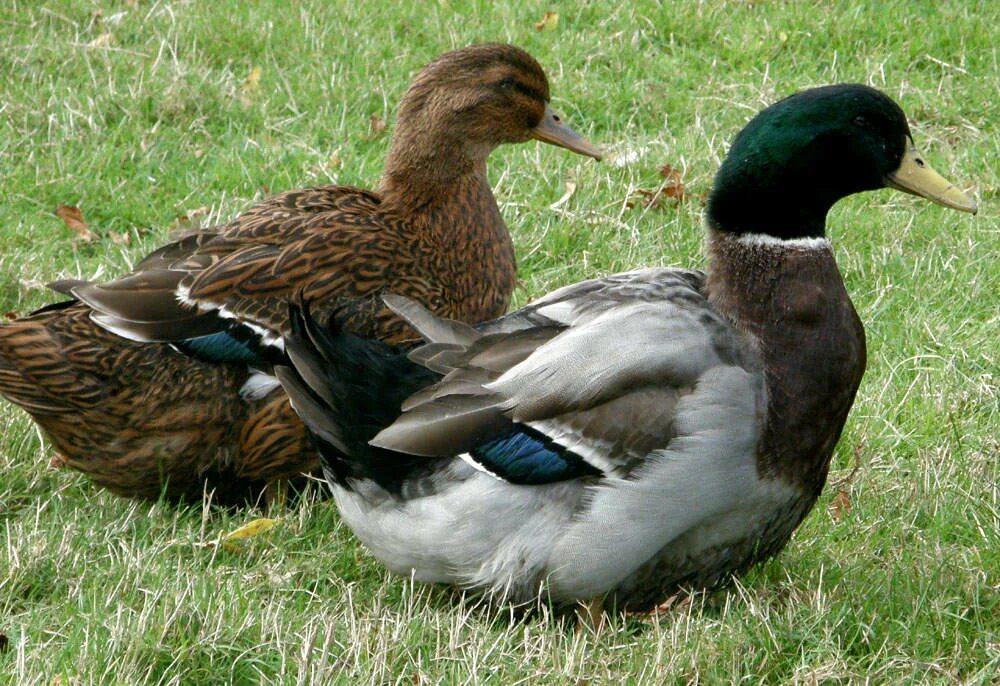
[381,44,600,197]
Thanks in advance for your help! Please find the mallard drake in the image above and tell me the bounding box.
[276,84,976,613]
[0,44,600,506]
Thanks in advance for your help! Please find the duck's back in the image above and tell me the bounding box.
[73,181,512,346]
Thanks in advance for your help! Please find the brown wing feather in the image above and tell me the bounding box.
[0,302,315,504]
[13,159,516,504]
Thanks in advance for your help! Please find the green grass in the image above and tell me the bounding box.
[1,0,997,683]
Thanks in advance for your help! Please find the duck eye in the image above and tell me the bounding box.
[853,115,868,128]
[497,76,516,90]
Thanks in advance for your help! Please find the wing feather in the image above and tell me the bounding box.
[371,268,754,482]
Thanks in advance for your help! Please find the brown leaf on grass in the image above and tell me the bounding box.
[630,591,692,618]
[627,187,680,211]
[4,312,16,320]
[534,11,559,31]
[657,163,688,199]
[830,489,851,523]
[55,205,96,242]
[369,115,388,136]
[239,66,262,105]
[658,163,680,181]
[627,163,688,210]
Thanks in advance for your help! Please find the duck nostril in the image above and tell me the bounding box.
[915,157,925,167]
[553,114,561,122]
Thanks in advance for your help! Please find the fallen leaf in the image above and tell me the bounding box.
[627,187,681,210]
[55,205,96,242]
[627,163,688,210]
[830,489,851,523]
[658,164,688,200]
[110,231,131,245]
[534,11,559,31]
[50,453,68,469]
[4,312,16,320]
[239,66,262,105]
[220,518,280,553]
[658,163,680,181]
[369,115,387,136]
[549,180,577,210]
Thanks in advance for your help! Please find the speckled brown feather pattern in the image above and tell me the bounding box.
[0,303,257,502]
[0,44,594,505]
[173,172,514,342]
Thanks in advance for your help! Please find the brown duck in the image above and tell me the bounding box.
[0,43,601,506]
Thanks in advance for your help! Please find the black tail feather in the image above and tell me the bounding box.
[279,299,441,494]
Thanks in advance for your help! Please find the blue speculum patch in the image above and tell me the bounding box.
[472,427,597,484]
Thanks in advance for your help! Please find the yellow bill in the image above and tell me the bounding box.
[886,144,977,214]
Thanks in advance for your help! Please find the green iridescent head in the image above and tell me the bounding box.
[708,84,976,239]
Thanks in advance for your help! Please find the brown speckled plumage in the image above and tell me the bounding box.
[0,302,254,502]
[0,44,598,505]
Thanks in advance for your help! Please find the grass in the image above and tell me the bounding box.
[1,0,997,683]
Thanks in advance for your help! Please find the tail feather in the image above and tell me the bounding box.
[382,293,477,347]
[277,300,439,493]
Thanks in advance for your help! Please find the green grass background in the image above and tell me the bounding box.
[1,1,997,683]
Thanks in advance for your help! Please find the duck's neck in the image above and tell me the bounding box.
[378,132,516,325]
[705,228,867,495]
[379,128,492,214]
[707,173,835,241]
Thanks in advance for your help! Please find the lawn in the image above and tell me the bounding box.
[1,1,997,683]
